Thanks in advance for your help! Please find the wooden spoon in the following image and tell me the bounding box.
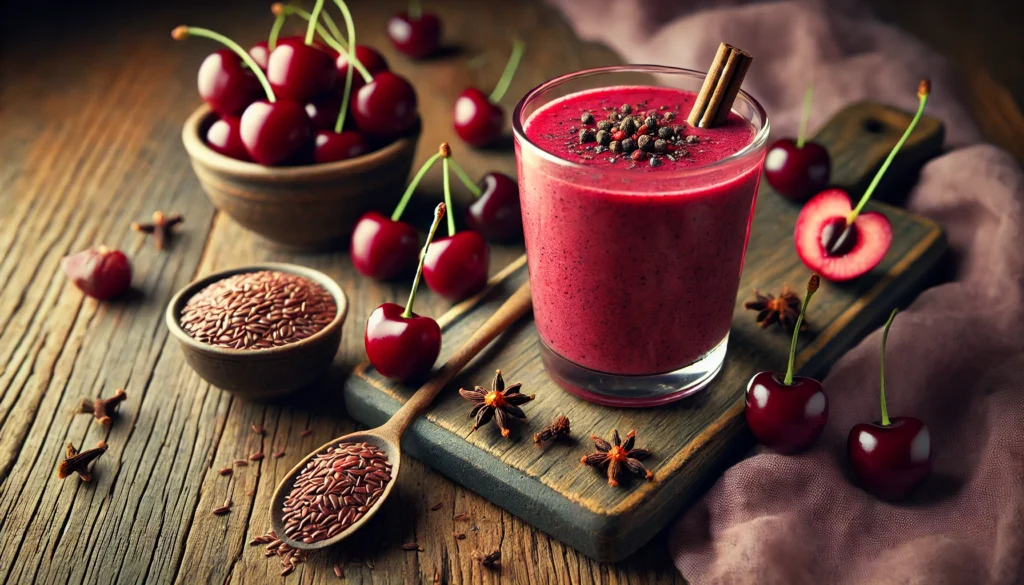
[270,280,532,550]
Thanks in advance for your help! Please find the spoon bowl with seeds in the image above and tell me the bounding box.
[270,280,533,550]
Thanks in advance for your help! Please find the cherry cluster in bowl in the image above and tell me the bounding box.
[175,0,418,166]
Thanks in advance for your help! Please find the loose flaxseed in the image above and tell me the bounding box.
[179,270,336,350]
[233,459,249,467]
[250,529,308,572]
[300,429,314,438]
[430,502,443,511]
[249,452,265,461]
[218,467,232,476]
[280,442,392,544]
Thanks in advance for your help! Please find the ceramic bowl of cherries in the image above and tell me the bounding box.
[177,0,421,250]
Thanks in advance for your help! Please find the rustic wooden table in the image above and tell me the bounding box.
[1,0,1021,583]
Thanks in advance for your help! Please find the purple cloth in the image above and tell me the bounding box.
[548,1,1024,583]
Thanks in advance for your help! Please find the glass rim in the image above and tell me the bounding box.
[511,64,770,179]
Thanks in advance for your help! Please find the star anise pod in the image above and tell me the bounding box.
[580,429,653,487]
[459,370,535,437]
[744,286,805,330]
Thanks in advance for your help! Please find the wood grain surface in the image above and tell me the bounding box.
[0,0,1020,583]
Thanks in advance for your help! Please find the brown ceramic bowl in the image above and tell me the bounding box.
[165,263,348,400]
[181,104,421,250]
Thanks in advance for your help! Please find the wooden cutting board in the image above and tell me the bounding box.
[343,101,945,562]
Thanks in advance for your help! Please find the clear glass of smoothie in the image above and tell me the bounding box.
[512,66,769,407]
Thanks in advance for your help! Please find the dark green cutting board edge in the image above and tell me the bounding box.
[343,101,946,562]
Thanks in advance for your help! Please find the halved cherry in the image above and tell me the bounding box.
[794,80,929,281]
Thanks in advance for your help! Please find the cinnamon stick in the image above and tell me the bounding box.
[687,43,753,128]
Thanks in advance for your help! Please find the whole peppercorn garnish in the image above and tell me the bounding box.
[654,139,668,153]
[620,104,632,114]
[685,134,700,144]
[664,111,676,122]
[595,130,610,146]
[580,429,654,487]
[672,125,685,136]
[658,126,674,140]
[607,111,621,122]
[581,111,594,124]
[677,148,690,158]
[597,120,613,132]
[459,370,535,437]
[637,135,652,152]
[609,141,622,154]
[620,138,636,153]
[644,115,658,130]
[578,129,595,144]
[619,117,637,136]
[635,124,649,136]
[631,149,645,162]
[649,156,662,167]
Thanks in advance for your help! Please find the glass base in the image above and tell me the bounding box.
[539,336,728,408]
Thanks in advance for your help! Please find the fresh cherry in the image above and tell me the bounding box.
[61,247,132,300]
[386,2,442,60]
[795,80,930,281]
[205,116,251,161]
[239,100,312,165]
[197,50,262,117]
[464,171,522,242]
[453,40,524,147]
[337,45,389,94]
[764,86,830,201]
[249,41,270,70]
[847,309,932,499]
[174,26,312,166]
[352,72,419,139]
[350,144,449,278]
[313,130,369,163]
[266,42,337,104]
[745,275,828,453]
[364,203,446,381]
[305,93,343,131]
[424,231,489,301]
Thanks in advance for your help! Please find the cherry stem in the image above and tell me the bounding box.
[408,0,422,20]
[783,274,819,385]
[305,0,325,45]
[447,159,482,198]
[403,203,446,319]
[879,308,897,426]
[391,152,443,221]
[442,158,456,236]
[332,0,358,133]
[173,26,276,102]
[796,85,813,149]
[268,12,287,51]
[847,80,930,224]
[488,39,525,104]
[273,4,349,50]
[333,0,374,83]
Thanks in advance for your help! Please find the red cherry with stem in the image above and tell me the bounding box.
[312,18,370,164]
[352,71,418,138]
[423,150,490,301]
[350,143,447,278]
[270,2,347,55]
[205,116,251,161]
[61,246,132,300]
[795,80,930,281]
[364,203,446,381]
[305,93,344,131]
[745,275,828,454]
[847,309,932,499]
[174,26,312,166]
[386,0,442,60]
[196,50,262,117]
[765,86,831,201]
[453,40,524,147]
[265,0,338,103]
[448,161,521,241]
[337,45,389,83]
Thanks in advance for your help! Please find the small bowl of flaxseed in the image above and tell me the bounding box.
[165,263,348,399]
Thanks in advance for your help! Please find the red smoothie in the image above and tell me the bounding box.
[517,85,762,376]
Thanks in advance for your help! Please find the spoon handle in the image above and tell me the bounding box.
[379,280,532,440]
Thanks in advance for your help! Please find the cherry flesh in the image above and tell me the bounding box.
[313,130,370,163]
[61,247,132,300]
[351,72,419,139]
[197,50,262,117]
[239,100,312,165]
[364,302,441,381]
[465,172,521,242]
[205,116,251,161]
[453,88,503,148]
[266,40,338,103]
[848,416,931,500]
[764,138,830,201]
[745,372,828,454]
[386,12,442,60]
[794,189,892,281]
[423,231,489,302]
[350,212,420,279]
